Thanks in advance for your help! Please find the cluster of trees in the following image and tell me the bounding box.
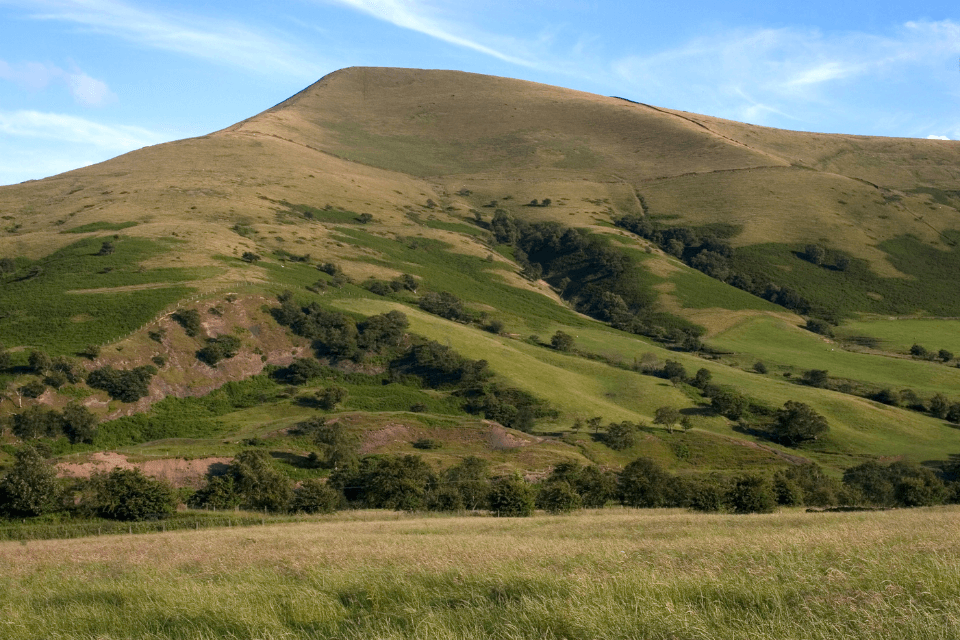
[797,368,960,424]
[910,343,954,363]
[616,215,829,320]
[271,296,555,431]
[196,334,242,367]
[483,213,704,349]
[87,364,157,402]
[9,402,99,443]
[628,357,828,447]
[0,446,175,521]
[364,273,418,297]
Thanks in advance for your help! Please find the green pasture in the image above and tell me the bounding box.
[838,318,960,355]
[710,316,960,398]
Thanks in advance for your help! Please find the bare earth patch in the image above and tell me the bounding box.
[57,452,231,488]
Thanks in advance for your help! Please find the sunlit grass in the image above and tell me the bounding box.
[3,508,960,639]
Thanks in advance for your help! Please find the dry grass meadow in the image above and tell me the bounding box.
[3,507,960,639]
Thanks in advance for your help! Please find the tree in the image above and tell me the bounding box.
[801,369,829,388]
[290,479,340,514]
[910,344,929,358]
[418,291,467,321]
[444,456,491,510]
[62,402,98,444]
[87,365,156,402]
[939,349,954,363]
[224,450,292,513]
[536,481,582,513]
[359,455,438,511]
[661,360,686,383]
[653,406,682,432]
[172,309,203,337]
[241,252,261,263]
[575,465,617,508]
[28,350,52,374]
[801,244,826,266]
[711,388,748,420]
[727,474,776,514]
[278,357,325,385]
[550,331,574,352]
[489,474,535,516]
[773,401,828,446]
[692,368,712,389]
[618,458,674,508]
[931,393,950,419]
[753,361,768,374]
[356,213,374,224]
[315,385,348,411]
[0,446,61,517]
[805,318,833,337]
[11,406,63,440]
[90,468,176,521]
[604,421,637,451]
[196,334,242,366]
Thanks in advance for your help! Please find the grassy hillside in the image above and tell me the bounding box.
[2,67,960,485]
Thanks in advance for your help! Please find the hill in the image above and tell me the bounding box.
[1,66,960,491]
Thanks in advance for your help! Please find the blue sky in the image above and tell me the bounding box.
[0,0,957,185]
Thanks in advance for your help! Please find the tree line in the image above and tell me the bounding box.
[4,441,957,524]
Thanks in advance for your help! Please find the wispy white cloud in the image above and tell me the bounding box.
[0,110,166,148]
[0,59,114,106]
[4,0,323,78]
[319,0,538,68]
[613,20,960,127]
[927,134,951,140]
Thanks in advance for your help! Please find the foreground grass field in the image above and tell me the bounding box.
[3,508,959,639]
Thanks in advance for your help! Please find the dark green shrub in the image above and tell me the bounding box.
[604,421,637,450]
[87,365,156,402]
[489,474,535,517]
[62,402,98,444]
[801,369,829,388]
[11,406,63,440]
[536,481,582,513]
[172,309,203,337]
[224,450,292,513]
[575,465,618,508]
[805,318,834,337]
[28,350,52,374]
[773,401,829,446]
[0,446,61,517]
[316,385,348,410]
[711,388,748,420]
[619,458,674,508]
[727,474,776,514]
[412,438,441,450]
[418,291,468,321]
[290,479,340,514]
[550,330,574,352]
[444,456,491,510]
[90,468,176,521]
[188,475,240,510]
[196,334,242,366]
[276,357,325,385]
